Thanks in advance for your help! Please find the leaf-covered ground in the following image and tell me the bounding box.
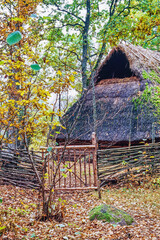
[0,183,160,240]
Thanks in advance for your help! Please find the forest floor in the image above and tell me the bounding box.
[0,181,160,240]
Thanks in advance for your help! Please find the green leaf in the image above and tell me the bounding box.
[62,173,67,178]
[30,64,41,71]
[31,233,36,238]
[60,168,66,172]
[30,14,38,18]
[112,224,117,228]
[0,198,2,203]
[12,17,23,22]
[47,147,52,152]
[0,226,6,232]
[6,31,22,45]
[0,61,4,65]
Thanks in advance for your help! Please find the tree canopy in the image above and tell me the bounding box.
[0,0,75,147]
[0,0,159,147]
[42,0,160,90]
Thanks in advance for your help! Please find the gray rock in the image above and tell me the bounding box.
[89,204,134,225]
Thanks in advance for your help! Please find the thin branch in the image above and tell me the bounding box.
[144,34,160,43]
[110,0,118,17]
[59,22,84,28]
[54,2,85,24]
[93,0,131,72]
[57,46,82,62]
[117,0,131,17]
[24,135,42,187]
[46,21,83,29]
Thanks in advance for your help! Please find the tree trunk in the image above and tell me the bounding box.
[91,73,97,134]
[81,0,90,91]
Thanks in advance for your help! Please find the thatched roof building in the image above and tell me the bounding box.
[56,43,160,147]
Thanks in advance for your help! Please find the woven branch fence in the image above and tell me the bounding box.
[0,147,43,189]
[1,142,160,190]
[98,142,160,185]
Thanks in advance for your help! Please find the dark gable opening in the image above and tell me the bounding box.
[96,50,135,84]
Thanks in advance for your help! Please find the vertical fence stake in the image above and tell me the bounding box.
[74,149,76,187]
[79,149,82,187]
[92,132,101,199]
[58,149,60,188]
[84,151,87,186]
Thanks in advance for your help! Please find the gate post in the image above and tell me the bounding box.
[92,132,101,199]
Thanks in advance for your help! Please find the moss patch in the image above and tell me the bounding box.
[89,204,134,225]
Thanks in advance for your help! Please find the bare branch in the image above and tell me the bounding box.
[144,34,160,44]
[57,46,82,62]
[110,0,118,17]
[117,0,131,17]
[54,2,85,24]
[93,0,131,72]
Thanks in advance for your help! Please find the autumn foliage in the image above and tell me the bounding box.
[0,0,76,147]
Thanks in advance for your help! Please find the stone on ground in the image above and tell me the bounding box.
[89,204,134,226]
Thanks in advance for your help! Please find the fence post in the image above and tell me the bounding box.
[92,132,101,199]
[31,148,34,162]
[0,144,2,179]
[0,143,2,159]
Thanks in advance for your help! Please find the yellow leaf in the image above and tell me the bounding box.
[57,70,62,76]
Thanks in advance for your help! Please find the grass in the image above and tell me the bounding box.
[94,183,160,218]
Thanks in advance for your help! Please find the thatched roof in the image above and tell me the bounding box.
[56,43,160,145]
[95,43,160,84]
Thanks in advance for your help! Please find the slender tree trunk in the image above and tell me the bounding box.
[8,49,18,150]
[91,72,97,134]
[81,0,90,91]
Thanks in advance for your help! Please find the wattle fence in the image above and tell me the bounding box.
[0,142,160,190]
[0,147,42,189]
[98,142,160,185]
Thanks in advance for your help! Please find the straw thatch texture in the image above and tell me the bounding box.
[95,43,160,84]
[56,43,160,145]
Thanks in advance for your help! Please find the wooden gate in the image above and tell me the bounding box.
[41,134,98,191]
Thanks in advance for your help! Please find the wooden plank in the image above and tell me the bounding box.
[68,149,71,188]
[89,150,91,186]
[48,155,50,186]
[40,145,95,150]
[63,154,66,188]
[93,150,98,187]
[74,149,76,187]
[52,152,54,185]
[53,187,98,191]
[84,152,87,186]
[79,149,82,187]
[58,150,60,188]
